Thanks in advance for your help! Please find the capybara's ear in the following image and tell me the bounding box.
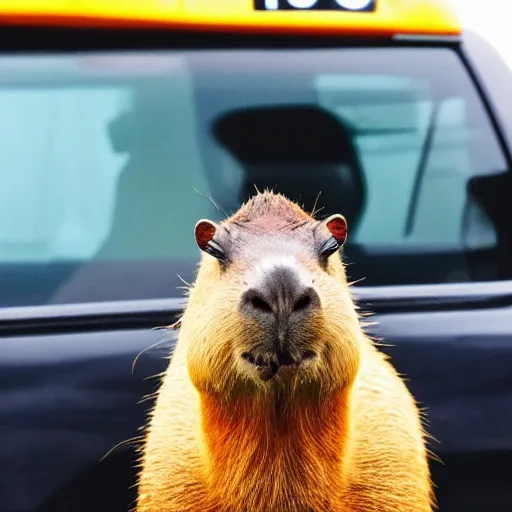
[324,214,348,247]
[195,219,217,251]
[194,220,226,261]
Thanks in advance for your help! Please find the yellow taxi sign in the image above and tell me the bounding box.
[0,0,462,37]
[255,0,377,12]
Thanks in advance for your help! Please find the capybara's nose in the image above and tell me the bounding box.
[240,265,321,333]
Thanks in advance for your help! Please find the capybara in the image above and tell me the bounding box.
[136,191,434,512]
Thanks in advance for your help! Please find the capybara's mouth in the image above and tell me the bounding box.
[241,350,317,381]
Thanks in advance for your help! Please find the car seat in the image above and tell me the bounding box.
[212,105,367,229]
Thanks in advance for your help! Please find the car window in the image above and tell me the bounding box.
[316,76,498,247]
[0,47,508,307]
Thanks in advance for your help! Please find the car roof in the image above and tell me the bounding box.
[0,0,461,38]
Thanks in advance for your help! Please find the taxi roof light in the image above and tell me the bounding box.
[0,0,461,38]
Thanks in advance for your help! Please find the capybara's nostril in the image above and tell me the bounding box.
[293,287,320,313]
[293,295,311,311]
[250,295,273,313]
[242,289,273,315]
[292,287,320,314]
[241,265,320,326]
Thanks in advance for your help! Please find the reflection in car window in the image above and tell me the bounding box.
[0,48,508,307]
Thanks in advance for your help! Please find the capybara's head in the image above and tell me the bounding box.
[183,191,362,399]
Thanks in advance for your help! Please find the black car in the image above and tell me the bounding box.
[1,7,512,512]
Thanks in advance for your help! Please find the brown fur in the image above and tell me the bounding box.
[136,192,435,512]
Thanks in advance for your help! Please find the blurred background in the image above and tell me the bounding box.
[451,0,512,70]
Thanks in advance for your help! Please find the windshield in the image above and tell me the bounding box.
[0,47,507,308]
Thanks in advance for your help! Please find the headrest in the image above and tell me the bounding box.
[213,105,366,225]
[214,105,356,166]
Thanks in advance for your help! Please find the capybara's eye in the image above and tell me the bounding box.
[319,236,340,259]
[204,240,227,263]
